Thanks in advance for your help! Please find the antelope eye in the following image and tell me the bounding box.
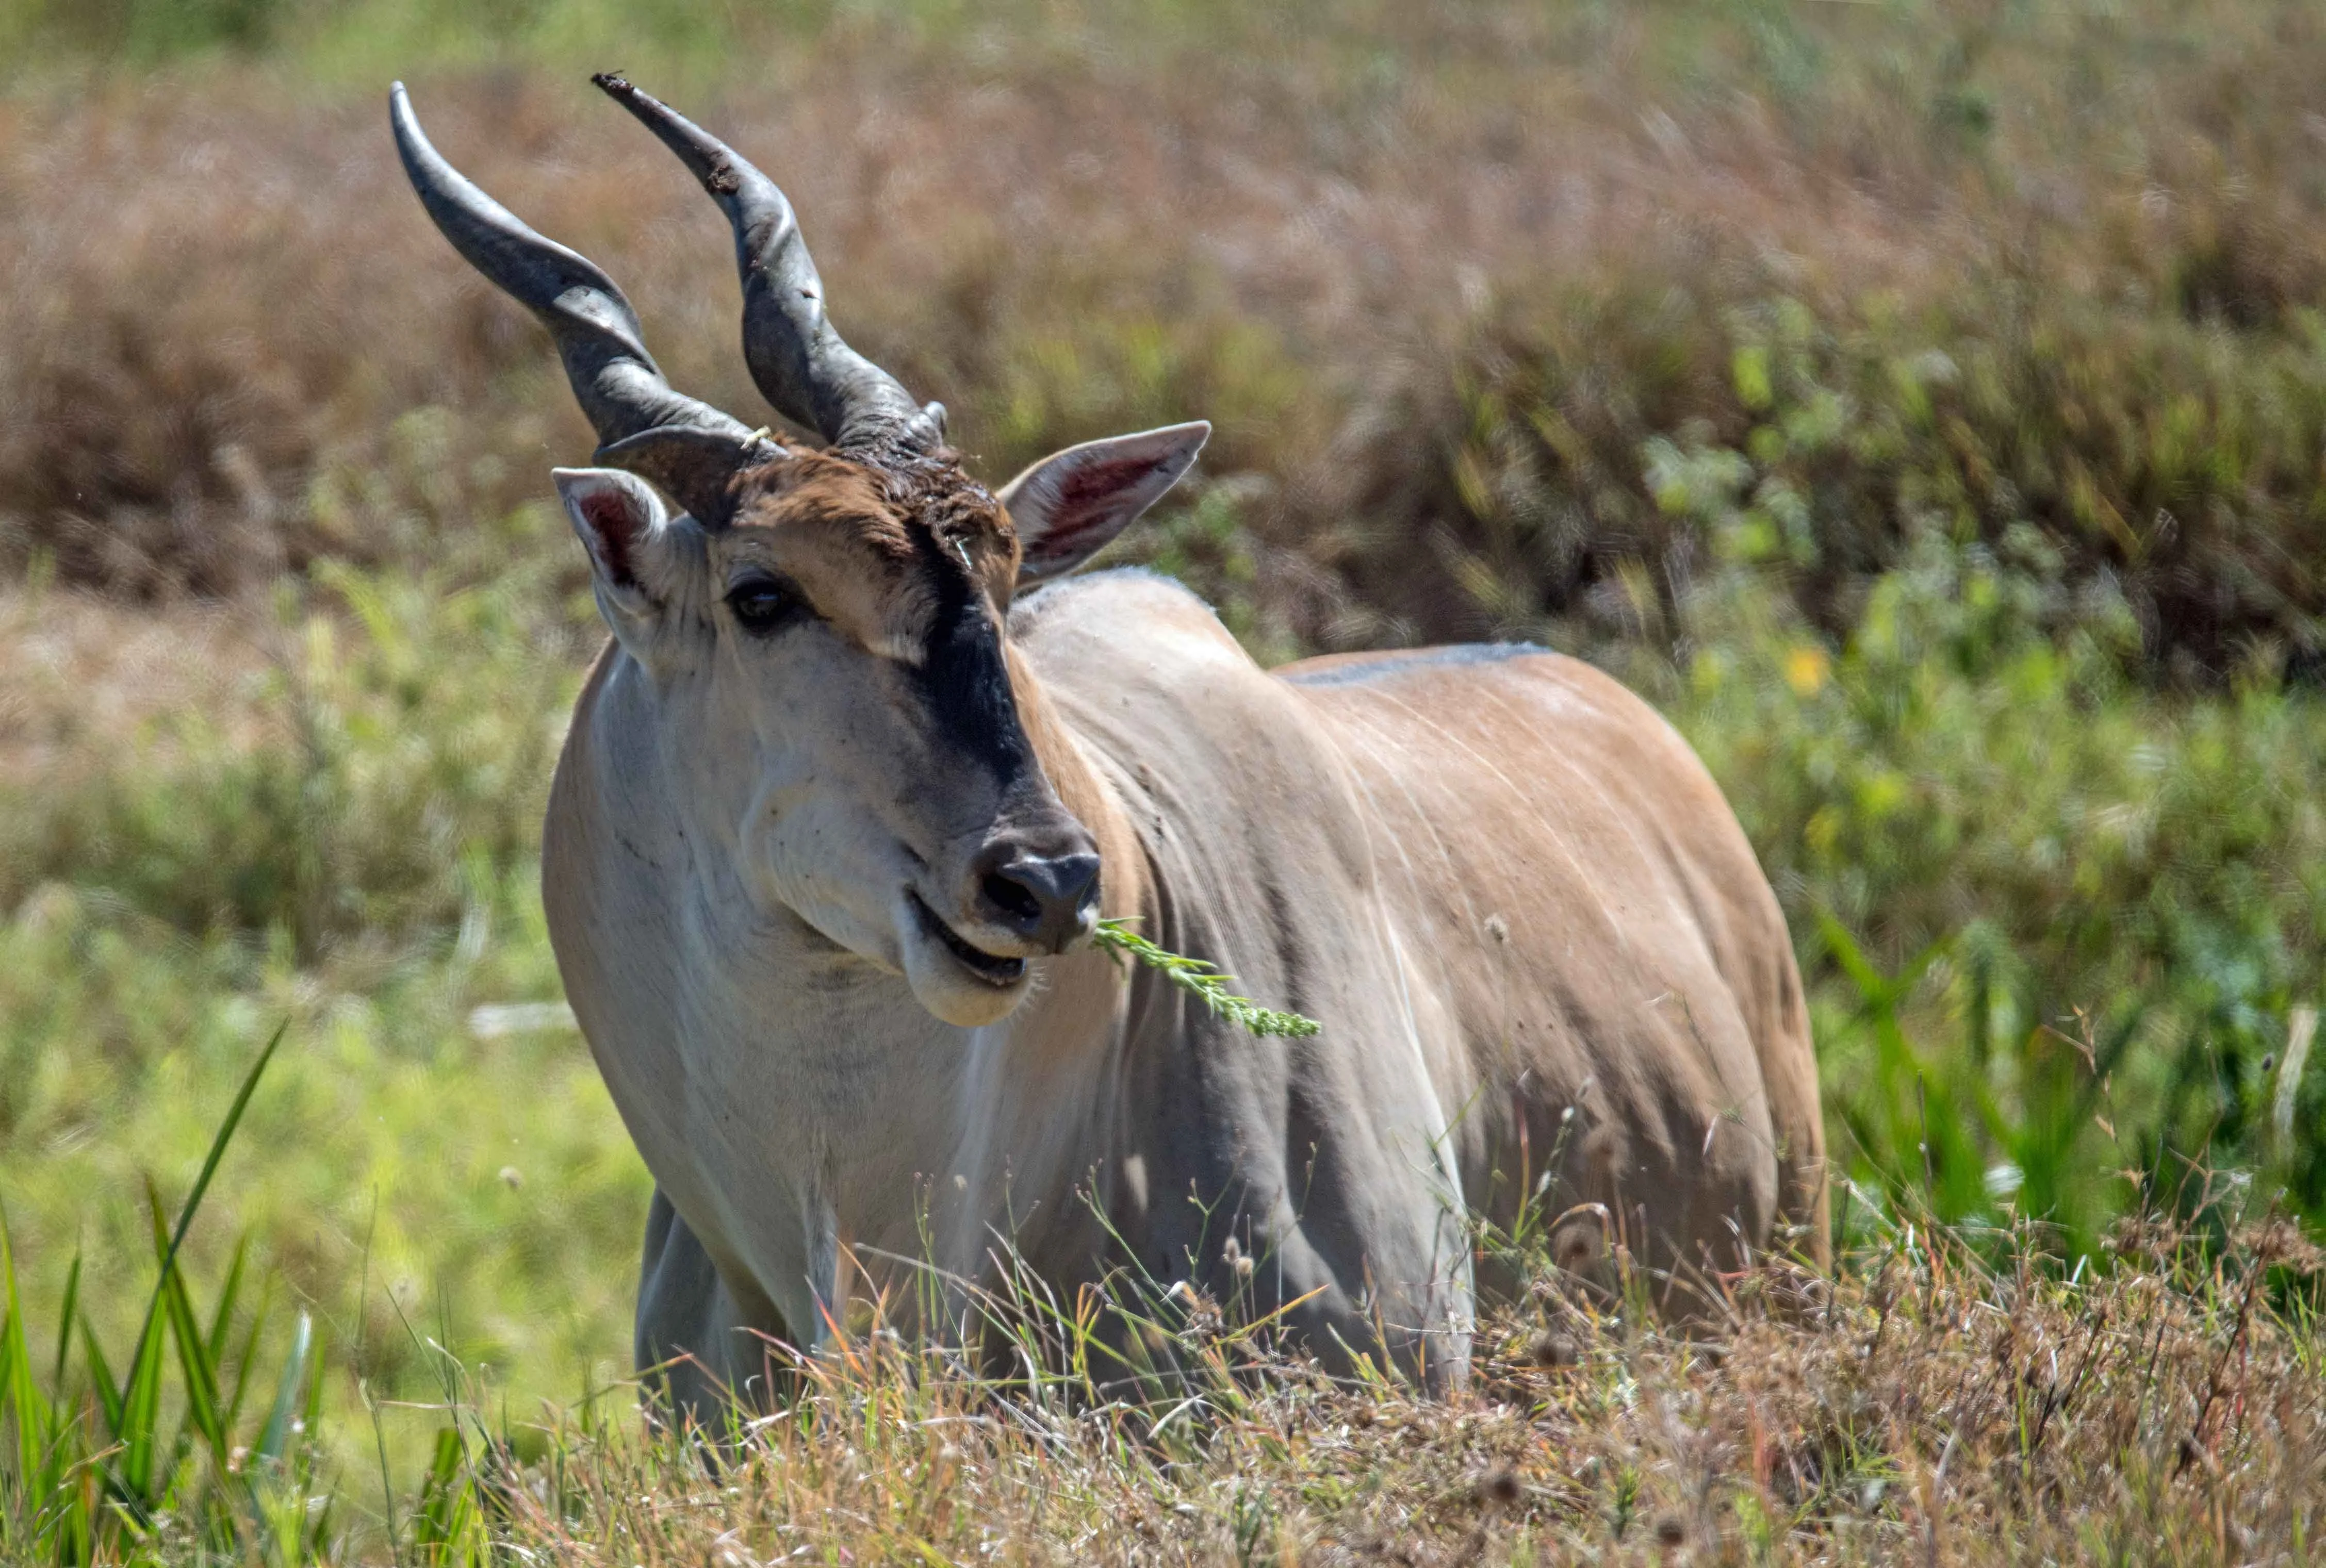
[726,574,805,636]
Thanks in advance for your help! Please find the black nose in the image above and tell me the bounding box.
[973,841,1102,952]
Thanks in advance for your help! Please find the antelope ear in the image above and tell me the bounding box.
[555,467,676,632]
[998,421,1210,585]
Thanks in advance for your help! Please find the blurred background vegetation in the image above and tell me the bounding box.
[1,0,2322,1507]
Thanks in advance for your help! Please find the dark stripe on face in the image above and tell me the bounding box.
[910,532,1038,783]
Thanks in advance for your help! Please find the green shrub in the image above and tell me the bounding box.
[1405,286,2326,680]
[1643,543,2326,1247]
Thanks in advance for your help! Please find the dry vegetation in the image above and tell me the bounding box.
[7,2,2326,662]
[285,1214,2326,1564]
[12,1107,2321,1564]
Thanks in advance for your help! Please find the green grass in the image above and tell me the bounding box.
[0,1026,336,1565]
[0,544,648,1499]
[4,1056,2319,1561]
[1646,539,2326,1254]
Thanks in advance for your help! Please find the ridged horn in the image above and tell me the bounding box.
[389,81,778,522]
[591,72,944,459]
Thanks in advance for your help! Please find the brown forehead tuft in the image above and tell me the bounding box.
[728,447,1014,574]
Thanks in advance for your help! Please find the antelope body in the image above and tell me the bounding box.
[391,76,1825,1418]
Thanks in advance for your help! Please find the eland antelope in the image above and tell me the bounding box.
[391,75,1825,1417]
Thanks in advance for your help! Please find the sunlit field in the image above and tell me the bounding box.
[1,0,2322,1559]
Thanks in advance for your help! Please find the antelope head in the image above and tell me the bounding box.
[392,77,1207,1028]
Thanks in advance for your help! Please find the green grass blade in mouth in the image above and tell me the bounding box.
[1092,919,1320,1039]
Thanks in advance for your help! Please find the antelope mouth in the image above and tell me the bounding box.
[908,891,1027,988]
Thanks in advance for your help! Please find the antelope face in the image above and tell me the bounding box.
[553,428,1206,1027]
[390,73,1204,1022]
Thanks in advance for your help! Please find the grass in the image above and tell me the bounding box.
[0,555,646,1488]
[1092,920,1322,1040]
[4,1063,2320,1561]
[2,0,2325,1559]
[1648,543,2326,1252]
[0,1026,337,1565]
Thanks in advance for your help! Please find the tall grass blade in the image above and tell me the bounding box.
[0,1265,12,1434]
[150,1183,228,1469]
[205,1233,248,1369]
[79,1313,122,1439]
[50,1249,78,1395]
[114,1021,285,1507]
[296,1322,327,1514]
[222,1276,273,1437]
[1817,911,1888,1001]
[115,1276,166,1506]
[413,1424,470,1558]
[256,1313,313,1465]
[150,1021,287,1303]
[2278,1005,2318,1158]
[1,1202,55,1513]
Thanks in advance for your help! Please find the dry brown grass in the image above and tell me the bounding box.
[9,4,2323,660]
[424,1212,2323,1566]
[0,583,259,784]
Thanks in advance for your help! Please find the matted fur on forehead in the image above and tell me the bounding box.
[726,448,1013,570]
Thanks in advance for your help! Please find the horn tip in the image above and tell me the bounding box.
[387,81,423,150]
[591,70,634,98]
